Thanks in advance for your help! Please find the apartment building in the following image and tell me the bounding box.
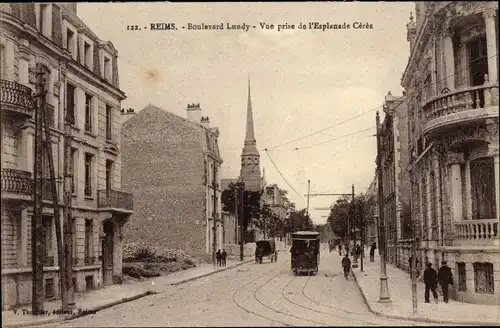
[1,3,132,310]
[378,92,412,268]
[121,104,223,259]
[403,2,498,304]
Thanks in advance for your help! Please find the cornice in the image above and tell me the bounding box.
[1,11,126,100]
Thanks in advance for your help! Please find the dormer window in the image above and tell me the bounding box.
[66,29,75,56]
[104,56,111,81]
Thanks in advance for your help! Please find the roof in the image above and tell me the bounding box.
[291,231,320,236]
[123,104,222,163]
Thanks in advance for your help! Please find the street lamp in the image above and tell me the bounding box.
[376,111,391,303]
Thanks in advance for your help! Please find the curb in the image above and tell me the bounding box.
[171,259,254,286]
[3,291,155,328]
[351,269,498,326]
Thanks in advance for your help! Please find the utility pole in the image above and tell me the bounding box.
[38,64,67,310]
[360,201,365,272]
[239,181,245,261]
[306,180,311,219]
[376,111,391,303]
[212,165,218,268]
[32,65,45,314]
[62,64,75,309]
[234,187,238,245]
[352,184,358,268]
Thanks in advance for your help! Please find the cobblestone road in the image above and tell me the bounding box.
[50,251,443,327]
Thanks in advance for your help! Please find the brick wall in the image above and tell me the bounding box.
[121,105,208,256]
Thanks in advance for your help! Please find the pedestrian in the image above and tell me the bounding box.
[216,249,222,267]
[222,248,227,267]
[342,253,351,279]
[338,244,342,256]
[438,260,453,303]
[423,262,439,304]
[369,242,376,262]
[355,244,361,261]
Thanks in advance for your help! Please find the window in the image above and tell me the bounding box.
[71,217,77,265]
[70,148,77,194]
[467,37,488,87]
[457,262,467,292]
[84,153,93,197]
[66,29,75,56]
[84,219,94,265]
[105,160,113,194]
[83,42,92,68]
[430,170,437,239]
[105,105,112,140]
[45,278,55,299]
[38,4,50,37]
[104,56,111,81]
[473,262,494,294]
[470,157,496,220]
[84,93,93,132]
[42,215,53,266]
[0,45,5,79]
[66,83,76,124]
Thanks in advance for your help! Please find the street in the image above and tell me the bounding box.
[48,250,438,327]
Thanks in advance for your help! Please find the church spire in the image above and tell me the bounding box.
[245,77,256,144]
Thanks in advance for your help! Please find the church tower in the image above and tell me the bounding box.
[239,79,262,192]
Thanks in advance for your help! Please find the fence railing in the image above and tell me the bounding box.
[97,189,133,210]
[0,79,35,116]
[454,219,498,241]
[1,168,32,195]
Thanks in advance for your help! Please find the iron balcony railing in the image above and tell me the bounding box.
[98,189,133,211]
[1,80,35,117]
[1,168,32,195]
[84,256,96,265]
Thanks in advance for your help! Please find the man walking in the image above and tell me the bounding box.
[369,242,376,262]
[342,253,351,279]
[216,249,222,267]
[423,262,439,303]
[221,248,228,267]
[438,260,453,303]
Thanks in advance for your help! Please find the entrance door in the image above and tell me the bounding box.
[102,220,114,285]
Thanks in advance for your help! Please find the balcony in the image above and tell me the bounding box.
[0,80,35,118]
[454,219,499,246]
[1,168,32,199]
[97,189,133,213]
[84,256,97,266]
[422,84,499,135]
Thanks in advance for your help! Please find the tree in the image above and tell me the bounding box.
[221,181,262,242]
[289,208,314,232]
[327,194,366,240]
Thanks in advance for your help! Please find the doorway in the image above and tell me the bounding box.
[101,220,114,286]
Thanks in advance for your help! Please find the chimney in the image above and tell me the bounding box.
[200,116,210,128]
[186,103,201,123]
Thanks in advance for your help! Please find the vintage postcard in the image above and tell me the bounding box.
[1,1,499,327]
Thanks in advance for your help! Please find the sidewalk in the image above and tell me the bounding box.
[2,258,253,328]
[351,254,500,325]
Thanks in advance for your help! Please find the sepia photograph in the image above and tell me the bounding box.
[0,1,499,327]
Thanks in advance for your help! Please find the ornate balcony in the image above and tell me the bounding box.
[454,219,499,245]
[1,168,32,198]
[0,80,35,118]
[422,84,499,135]
[97,189,133,213]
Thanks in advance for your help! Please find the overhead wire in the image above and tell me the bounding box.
[265,50,498,152]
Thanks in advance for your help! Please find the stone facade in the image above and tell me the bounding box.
[1,3,132,310]
[262,184,288,221]
[402,1,499,305]
[121,104,223,259]
[364,175,378,247]
[378,92,412,268]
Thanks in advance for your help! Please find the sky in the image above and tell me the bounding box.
[78,2,414,225]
